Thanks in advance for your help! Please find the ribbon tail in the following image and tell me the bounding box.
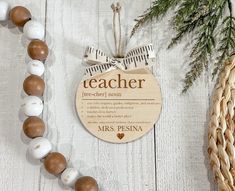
[122,44,156,70]
[84,46,112,65]
[83,63,116,81]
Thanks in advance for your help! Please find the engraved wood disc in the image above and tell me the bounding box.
[76,68,162,143]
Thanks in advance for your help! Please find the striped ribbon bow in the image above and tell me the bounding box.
[83,44,156,80]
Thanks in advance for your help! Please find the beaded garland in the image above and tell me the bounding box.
[0,1,99,191]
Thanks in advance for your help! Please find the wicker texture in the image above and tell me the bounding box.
[208,55,235,191]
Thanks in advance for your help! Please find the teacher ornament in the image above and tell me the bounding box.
[0,1,98,190]
[76,3,162,143]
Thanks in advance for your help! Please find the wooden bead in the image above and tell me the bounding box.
[75,176,98,191]
[10,6,31,27]
[28,40,49,61]
[28,137,52,159]
[23,116,45,138]
[44,152,67,175]
[61,168,79,187]
[23,20,45,40]
[23,75,45,96]
[21,96,43,116]
[27,60,45,76]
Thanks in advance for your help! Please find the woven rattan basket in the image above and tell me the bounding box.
[208,54,235,191]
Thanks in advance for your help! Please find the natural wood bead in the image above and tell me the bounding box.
[10,6,31,27]
[23,75,45,96]
[28,40,49,61]
[75,176,98,191]
[23,116,45,138]
[44,152,67,175]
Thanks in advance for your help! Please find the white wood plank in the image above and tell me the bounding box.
[43,0,156,191]
[152,14,216,190]
[97,1,156,191]
[42,0,100,190]
[0,1,46,191]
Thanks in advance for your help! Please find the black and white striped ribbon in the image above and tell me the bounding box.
[83,44,155,80]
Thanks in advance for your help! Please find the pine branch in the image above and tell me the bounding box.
[182,58,204,93]
[132,0,235,92]
[182,33,211,93]
[169,2,210,48]
[131,0,180,37]
[212,0,235,77]
[182,0,227,92]
[173,0,199,27]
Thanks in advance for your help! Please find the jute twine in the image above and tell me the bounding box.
[208,54,235,191]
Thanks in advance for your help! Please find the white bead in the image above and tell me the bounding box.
[27,60,45,76]
[23,20,45,40]
[0,1,10,21]
[28,137,52,159]
[21,96,43,116]
[61,168,79,187]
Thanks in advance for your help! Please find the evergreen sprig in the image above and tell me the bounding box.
[131,0,180,37]
[182,0,227,92]
[132,0,235,93]
[213,2,235,77]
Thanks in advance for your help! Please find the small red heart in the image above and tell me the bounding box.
[117,133,125,140]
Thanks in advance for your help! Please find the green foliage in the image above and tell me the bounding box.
[213,12,235,76]
[132,0,235,93]
[131,0,180,37]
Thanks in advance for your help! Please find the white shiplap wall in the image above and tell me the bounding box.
[0,0,223,190]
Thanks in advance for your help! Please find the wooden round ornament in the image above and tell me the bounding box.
[76,68,162,143]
